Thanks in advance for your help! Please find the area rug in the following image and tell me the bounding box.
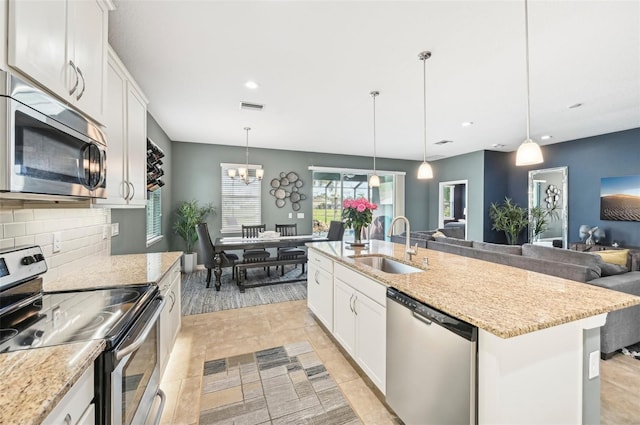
[621,342,640,360]
[199,341,360,425]
[181,268,307,316]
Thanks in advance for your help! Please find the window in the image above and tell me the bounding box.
[221,163,262,233]
[443,185,455,219]
[146,188,163,246]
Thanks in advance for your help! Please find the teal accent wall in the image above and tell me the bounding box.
[111,114,173,254]
[170,141,428,251]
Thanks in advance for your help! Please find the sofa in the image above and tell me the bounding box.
[422,237,640,359]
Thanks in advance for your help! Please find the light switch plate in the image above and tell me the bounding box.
[111,223,120,237]
[288,213,292,219]
[53,232,62,253]
[297,213,304,219]
[588,350,599,379]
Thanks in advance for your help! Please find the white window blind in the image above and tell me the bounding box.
[146,188,162,245]
[221,164,262,233]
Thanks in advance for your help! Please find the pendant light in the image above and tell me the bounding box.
[227,127,264,185]
[417,51,433,179]
[515,0,544,166]
[369,90,381,188]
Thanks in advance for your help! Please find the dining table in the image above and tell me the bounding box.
[212,234,328,290]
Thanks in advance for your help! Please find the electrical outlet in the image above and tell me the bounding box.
[53,232,62,253]
[288,213,292,219]
[588,350,600,379]
[111,223,119,236]
[297,213,304,219]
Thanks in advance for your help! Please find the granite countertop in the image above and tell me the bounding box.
[1,252,183,425]
[44,251,183,291]
[307,240,640,338]
[0,340,105,425]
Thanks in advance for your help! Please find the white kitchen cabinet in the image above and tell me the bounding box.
[8,0,110,124]
[95,47,148,207]
[333,263,387,393]
[307,250,334,331]
[159,262,182,377]
[43,364,94,425]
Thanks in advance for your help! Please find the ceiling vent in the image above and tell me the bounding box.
[434,140,453,145]
[240,101,265,111]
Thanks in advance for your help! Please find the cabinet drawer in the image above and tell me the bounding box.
[43,364,94,425]
[309,249,333,274]
[334,263,386,306]
[160,262,181,295]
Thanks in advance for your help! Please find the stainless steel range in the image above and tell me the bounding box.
[0,245,166,425]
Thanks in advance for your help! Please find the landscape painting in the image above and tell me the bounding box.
[600,175,640,221]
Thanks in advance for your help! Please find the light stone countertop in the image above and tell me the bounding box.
[307,240,640,338]
[0,340,105,425]
[44,251,183,291]
[1,252,183,425]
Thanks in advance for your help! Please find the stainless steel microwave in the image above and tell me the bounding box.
[0,71,107,199]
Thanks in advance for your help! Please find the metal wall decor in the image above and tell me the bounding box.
[545,184,561,208]
[269,172,306,210]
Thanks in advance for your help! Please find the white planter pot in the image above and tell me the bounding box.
[181,252,198,273]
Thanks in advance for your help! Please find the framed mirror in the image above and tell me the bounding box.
[528,166,568,248]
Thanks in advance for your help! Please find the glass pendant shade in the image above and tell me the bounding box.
[417,161,433,179]
[369,174,380,187]
[256,168,264,179]
[227,168,237,178]
[515,138,543,166]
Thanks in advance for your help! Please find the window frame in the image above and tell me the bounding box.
[146,188,163,247]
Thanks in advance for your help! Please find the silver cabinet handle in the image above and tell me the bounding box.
[64,413,72,425]
[68,60,78,95]
[169,290,176,313]
[76,66,86,100]
[412,311,432,326]
[349,293,354,313]
[123,180,131,200]
[128,181,136,201]
[150,389,166,425]
[314,270,320,285]
[353,295,358,315]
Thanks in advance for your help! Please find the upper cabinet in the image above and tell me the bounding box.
[95,47,148,208]
[7,0,111,124]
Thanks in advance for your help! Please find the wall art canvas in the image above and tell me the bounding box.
[600,175,640,221]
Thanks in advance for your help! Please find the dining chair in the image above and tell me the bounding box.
[195,223,238,287]
[240,224,271,280]
[275,223,306,275]
[326,221,345,241]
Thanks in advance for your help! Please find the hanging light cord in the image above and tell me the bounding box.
[524,0,531,141]
[419,52,431,162]
[244,127,250,171]
[372,91,377,173]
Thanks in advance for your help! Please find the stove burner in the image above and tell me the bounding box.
[68,311,115,340]
[105,289,140,308]
[0,328,18,344]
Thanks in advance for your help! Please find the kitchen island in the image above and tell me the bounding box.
[307,240,640,424]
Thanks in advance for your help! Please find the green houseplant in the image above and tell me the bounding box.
[529,205,560,241]
[174,200,215,272]
[489,197,529,245]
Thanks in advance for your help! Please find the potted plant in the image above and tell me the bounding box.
[174,200,215,272]
[342,197,377,244]
[489,197,529,245]
[529,205,560,241]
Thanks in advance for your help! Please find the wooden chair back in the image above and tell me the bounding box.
[275,223,298,236]
[242,224,266,238]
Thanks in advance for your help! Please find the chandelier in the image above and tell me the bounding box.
[228,127,264,185]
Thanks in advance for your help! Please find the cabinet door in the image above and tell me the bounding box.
[307,263,333,331]
[96,56,127,205]
[126,84,148,206]
[69,0,108,123]
[8,0,68,98]
[354,294,386,393]
[159,295,171,377]
[333,278,356,356]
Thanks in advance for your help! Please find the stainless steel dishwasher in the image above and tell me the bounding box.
[386,287,478,425]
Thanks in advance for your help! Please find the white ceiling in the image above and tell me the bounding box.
[108,1,640,162]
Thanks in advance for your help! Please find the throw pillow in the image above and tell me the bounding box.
[599,261,628,277]
[432,231,445,238]
[595,249,629,267]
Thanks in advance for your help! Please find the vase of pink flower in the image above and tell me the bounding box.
[342,197,378,243]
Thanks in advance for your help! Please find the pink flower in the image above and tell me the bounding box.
[371,203,378,210]
[343,199,352,209]
[356,204,366,212]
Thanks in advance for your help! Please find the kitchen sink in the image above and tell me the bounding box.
[352,256,423,274]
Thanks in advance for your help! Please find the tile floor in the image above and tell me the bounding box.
[160,299,640,425]
[159,300,395,425]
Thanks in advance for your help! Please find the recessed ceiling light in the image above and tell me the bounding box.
[540,135,552,140]
[245,81,259,89]
[461,121,474,127]
[568,103,582,109]
[492,143,506,148]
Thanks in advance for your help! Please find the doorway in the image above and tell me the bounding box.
[438,180,468,239]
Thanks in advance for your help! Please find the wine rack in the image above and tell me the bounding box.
[147,139,165,192]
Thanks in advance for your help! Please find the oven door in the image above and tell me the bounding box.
[5,97,107,198]
[105,297,165,425]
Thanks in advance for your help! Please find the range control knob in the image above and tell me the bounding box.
[33,254,45,262]
[21,256,36,266]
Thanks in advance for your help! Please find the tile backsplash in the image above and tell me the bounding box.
[0,207,111,283]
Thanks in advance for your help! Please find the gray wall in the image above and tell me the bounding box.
[111,114,173,254]
[170,141,429,251]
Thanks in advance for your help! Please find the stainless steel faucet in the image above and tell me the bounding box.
[387,216,417,261]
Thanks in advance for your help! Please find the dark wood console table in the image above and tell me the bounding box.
[212,235,327,291]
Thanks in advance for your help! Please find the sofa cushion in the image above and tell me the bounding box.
[472,241,522,256]
[598,261,628,277]
[436,236,473,248]
[522,244,601,281]
[594,249,629,267]
[438,226,465,239]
